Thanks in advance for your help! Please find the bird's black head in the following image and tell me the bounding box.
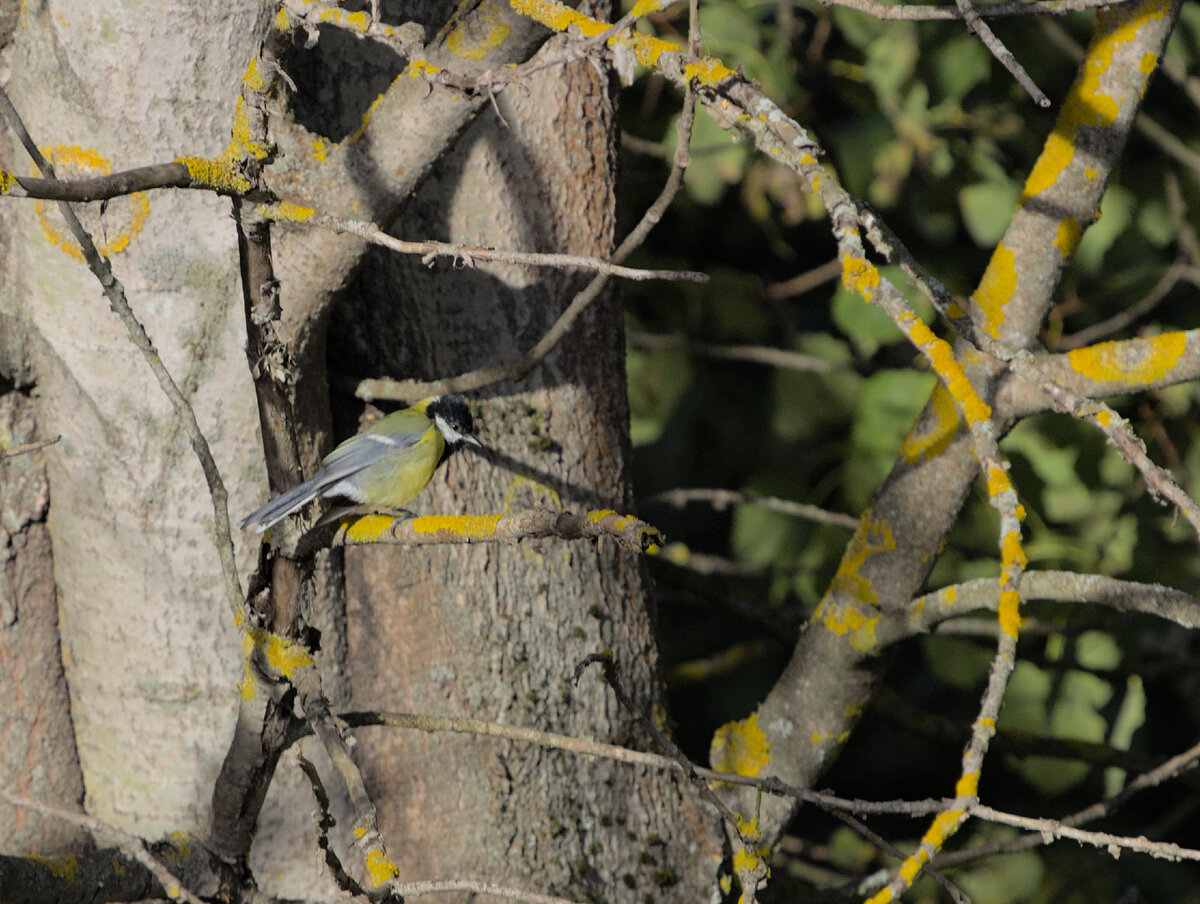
[427,395,481,450]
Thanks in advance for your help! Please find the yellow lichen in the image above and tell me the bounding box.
[998,588,1022,638]
[955,770,980,798]
[827,517,893,608]
[1022,0,1166,204]
[319,8,370,31]
[342,514,395,542]
[411,513,503,538]
[242,56,266,91]
[840,254,879,301]
[710,713,772,776]
[899,384,961,463]
[259,200,315,221]
[446,0,512,59]
[365,849,400,886]
[1067,332,1187,385]
[28,854,78,881]
[1054,217,1082,258]
[909,320,991,425]
[176,97,269,193]
[971,243,1016,339]
[683,58,734,85]
[34,146,150,260]
[407,59,442,78]
[243,626,314,679]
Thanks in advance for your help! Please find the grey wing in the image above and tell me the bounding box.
[320,428,423,476]
[241,430,423,532]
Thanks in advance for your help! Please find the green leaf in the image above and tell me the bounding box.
[954,837,1046,904]
[1074,630,1120,670]
[933,34,991,101]
[772,336,858,443]
[671,108,751,205]
[627,343,692,446]
[1076,186,1135,273]
[922,634,994,690]
[863,23,919,99]
[959,179,1020,248]
[846,370,937,508]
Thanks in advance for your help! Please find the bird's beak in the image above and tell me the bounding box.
[464,434,483,449]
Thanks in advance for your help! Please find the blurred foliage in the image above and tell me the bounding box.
[617,0,1200,898]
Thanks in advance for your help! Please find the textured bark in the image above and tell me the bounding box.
[332,38,724,904]
[0,393,88,855]
[0,2,267,841]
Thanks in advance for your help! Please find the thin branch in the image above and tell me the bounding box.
[953,0,1049,106]
[761,257,843,301]
[0,790,207,904]
[315,706,1200,870]
[1011,348,1200,542]
[832,810,970,904]
[0,435,61,460]
[937,736,1200,868]
[644,487,859,530]
[273,207,708,283]
[399,879,583,904]
[292,507,664,558]
[969,802,1200,862]
[1056,263,1200,350]
[281,0,427,58]
[294,752,369,898]
[903,571,1200,635]
[820,0,1133,20]
[626,332,839,374]
[291,664,405,899]
[0,85,245,616]
[2,162,193,200]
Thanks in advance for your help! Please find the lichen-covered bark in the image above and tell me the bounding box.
[330,22,725,902]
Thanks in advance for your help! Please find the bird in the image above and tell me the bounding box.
[241,395,481,533]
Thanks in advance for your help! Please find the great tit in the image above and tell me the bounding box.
[241,395,481,533]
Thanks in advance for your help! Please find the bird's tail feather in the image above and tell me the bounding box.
[241,473,331,533]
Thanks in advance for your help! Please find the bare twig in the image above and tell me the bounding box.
[275,208,708,283]
[0,435,61,460]
[297,707,1200,869]
[821,0,1133,20]
[969,803,1200,862]
[645,487,859,530]
[626,332,839,374]
[953,0,1049,106]
[2,162,193,200]
[1057,263,1200,350]
[294,752,370,898]
[0,789,207,904]
[399,879,584,904]
[761,258,842,301]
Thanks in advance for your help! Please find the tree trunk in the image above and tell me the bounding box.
[327,26,724,904]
